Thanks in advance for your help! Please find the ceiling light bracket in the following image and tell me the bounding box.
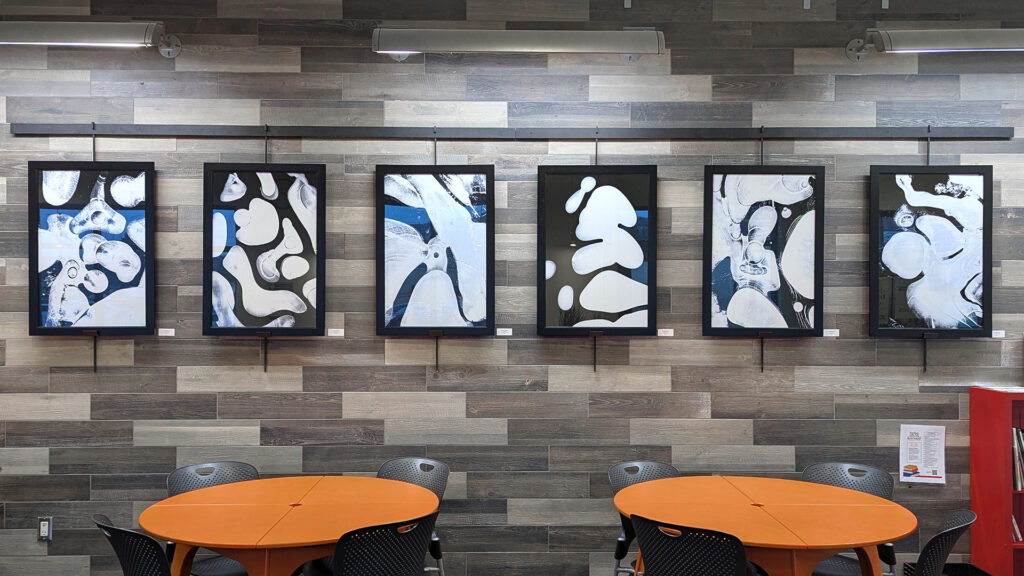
[846,37,872,62]
[158,33,181,59]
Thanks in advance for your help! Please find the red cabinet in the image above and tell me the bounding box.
[970,386,1024,576]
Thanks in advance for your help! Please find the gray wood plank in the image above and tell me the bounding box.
[672,49,794,75]
[712,75,835,101]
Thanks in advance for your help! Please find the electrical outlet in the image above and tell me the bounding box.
[157,328,175,337]
[38,517,53,541]
[496,328,513,336]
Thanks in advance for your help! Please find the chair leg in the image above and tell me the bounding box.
[424,557,445,576]
[613,557,635,576]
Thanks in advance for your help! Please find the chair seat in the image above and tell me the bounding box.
[812,554,864,576]
[191,555,247,576]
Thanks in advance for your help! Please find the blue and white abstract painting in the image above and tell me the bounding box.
[877,172,985,330]
[36,168,148,329]
[381,172,490,329]
[708,172,819,331]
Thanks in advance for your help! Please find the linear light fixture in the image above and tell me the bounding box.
[372,28,665,60]
[0,21,181,58]
[848,28,1024,61]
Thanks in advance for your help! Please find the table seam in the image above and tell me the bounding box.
[255,476,327,548]
[722,476,812,548]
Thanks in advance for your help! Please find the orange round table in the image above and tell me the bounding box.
[139,476,439,576]
[614,475,918,576]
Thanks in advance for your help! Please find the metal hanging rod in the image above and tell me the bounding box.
[9,124,1014,141]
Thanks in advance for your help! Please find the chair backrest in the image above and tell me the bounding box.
[608,461,679,495]
[167,461,259,496]
[376,457,450,501]
[92,514,170,576]
[800,462,894,499]
[912,510,977,576]
[631,515,749,576]
[331,511,440,576]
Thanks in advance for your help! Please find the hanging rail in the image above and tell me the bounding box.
[9,124,1014,141]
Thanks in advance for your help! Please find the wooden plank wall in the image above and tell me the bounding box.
[1,0,1021,574]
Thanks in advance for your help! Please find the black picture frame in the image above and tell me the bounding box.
[869,165,993,339]
[702,165,825,338]
[202,163,326,336]
[28,161,156,336]
[376,165,496,336]
[537,165,658,336]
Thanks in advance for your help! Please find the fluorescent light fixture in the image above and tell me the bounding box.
[848,28,1024,60]
[372,28,665,57]
[0,21,181,57]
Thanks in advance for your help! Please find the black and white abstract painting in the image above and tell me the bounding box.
[376,165,495,336]
[703,166,824,337]
[203,164,326,336]
[870,166,992,338]
[28,162,155,336]
[537,166,657,336]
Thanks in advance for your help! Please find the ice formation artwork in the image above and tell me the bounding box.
[32,165,152,332]
[206,166,323,333]
[540,167,656,333]
[875,171,987,331]
[380,168,491,332]
[707,170,820,333]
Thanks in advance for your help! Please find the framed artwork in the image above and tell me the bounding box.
[29,161,155,336]
[869,165,992,338]
[203,164,325,336]
[537,165,658,336]
[376,165,495,336]
[703,165,825,337]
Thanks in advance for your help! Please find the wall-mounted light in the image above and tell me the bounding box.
[372,28,665,62]
[848,28,1024,61]
[0,21,181,58]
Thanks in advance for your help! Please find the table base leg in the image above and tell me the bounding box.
[170,544,198,576]
[854,546,883,576]
[209,544,335,576]
[746,547,862,576]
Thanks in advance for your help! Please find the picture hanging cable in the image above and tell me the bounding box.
[83,329,98,372]
[926,125,932,166]
[590,330,603,372]
[758,331,771,373]
[594,126,599,165]
[759,125,765,165]
[429,329,443,372]
[257,330,270,372]
[91,122,96,162]
[433,126,438,165]
[264,124,270,164]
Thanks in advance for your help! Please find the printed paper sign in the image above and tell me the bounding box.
[899,424,946,484]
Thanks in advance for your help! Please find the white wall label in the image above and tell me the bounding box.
[993,330,1006,338]
[657,328,674,337]
[328,328,345,337]
[157,328,175,337]
[823,329,840,338]
[496,328,513,336]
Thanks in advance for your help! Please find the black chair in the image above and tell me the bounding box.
[801,462,897,576]
[93,514,171,576]
[331,512,440,576]
[166,462,259,576]
[903,510,977,576]
[377,457,450,576]
[631,515,758,576]
[607,461,680,576]
[305,458,450,576]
